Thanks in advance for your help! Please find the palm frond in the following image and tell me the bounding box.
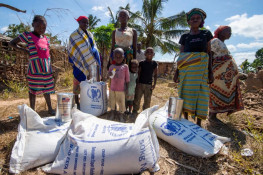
[159,11,188,30]
[107,6,116,24]
[163,29,188,39]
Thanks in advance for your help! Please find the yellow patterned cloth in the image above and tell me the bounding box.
[177,52,210,120]
[68,28,100,82]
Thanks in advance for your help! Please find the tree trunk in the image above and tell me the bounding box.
[0,3,26,13]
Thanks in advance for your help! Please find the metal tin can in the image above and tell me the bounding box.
[168,97,184,120]
[89,64,99,82]
[55,93,74,122]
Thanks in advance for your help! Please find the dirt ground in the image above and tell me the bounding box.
[0,78,262,175]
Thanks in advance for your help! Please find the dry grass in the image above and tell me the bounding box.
[0,73,262,175]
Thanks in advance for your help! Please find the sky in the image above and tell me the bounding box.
[1,0,263,66]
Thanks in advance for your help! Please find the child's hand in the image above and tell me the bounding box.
[151,84,156,90]
[108,72,113,77]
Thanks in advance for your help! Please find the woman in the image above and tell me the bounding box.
[209,26,244,122]
[110,9,137,66]
[174,8,214,126]
[68,16,101,109]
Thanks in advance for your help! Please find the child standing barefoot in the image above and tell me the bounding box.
[9,15,55,115]
[108,48,130,122]
[133,47,158,115]
[125,60,139,115]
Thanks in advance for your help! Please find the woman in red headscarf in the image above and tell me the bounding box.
[209,26,244,122]
[68,16,101,108]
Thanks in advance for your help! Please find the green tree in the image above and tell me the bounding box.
[107,3,139,28]
[5,23,61,44]
[128,0,188,54]
[88,14,101,30]
[240,59,252,73]
[92,24,115,79]
[251,48,263,70]
[5,23,31,38]
[44,33,62,45]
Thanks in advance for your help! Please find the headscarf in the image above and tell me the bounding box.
[186,8,206,28]
[118,9,129,18]
[214,25,230,38]
[186,8,206,21]
[76,16,89,22]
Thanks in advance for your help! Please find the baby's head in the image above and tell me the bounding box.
[32,15,47,35]
[114,48,124,65]
[129,59,139,73]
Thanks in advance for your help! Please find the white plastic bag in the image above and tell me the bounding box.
[149,103,231,157]
[42,106,160,174]
[80,80,107,116]
[9,104,71,173]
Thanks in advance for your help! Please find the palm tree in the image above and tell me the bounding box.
[129,0,188,54]
[107,3,139,28]
[88,14,101,30]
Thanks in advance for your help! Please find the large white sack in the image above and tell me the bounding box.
[149,103,231,157]
[42,106,160,174]
[9,104,71,173]
[80,80,107,116]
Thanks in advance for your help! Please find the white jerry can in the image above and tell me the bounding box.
[80,80,107,116]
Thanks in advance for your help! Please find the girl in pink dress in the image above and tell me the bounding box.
[10,15,55,115]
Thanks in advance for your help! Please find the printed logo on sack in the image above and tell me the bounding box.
[108,124,129,137]
[161,120,181,136]
[87,86,101,102]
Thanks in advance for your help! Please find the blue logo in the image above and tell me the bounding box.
[87,87,101,102]
[160,120,181,136]
[108,124,129,137]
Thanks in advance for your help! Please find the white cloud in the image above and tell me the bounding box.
[205,25,211,30]
[0,26,8,32]
[236,42,263,49]
[92,6,105,11]
[225,13,263,39]
[232,52,255,66]
[227,44,237,52]
[91,0,138,18]
[104,11,111,18]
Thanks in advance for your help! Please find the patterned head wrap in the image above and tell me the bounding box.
[186,8,207,28]
[214,25,231,38]
[186,8,206,21]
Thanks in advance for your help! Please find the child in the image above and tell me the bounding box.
[110,9,137,66]
[108,48,130,122]
[9,15,55,115]
[133,47,158,114]
[125,59,139,115]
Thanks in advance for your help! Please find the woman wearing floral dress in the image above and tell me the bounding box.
[209,26,244,122]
